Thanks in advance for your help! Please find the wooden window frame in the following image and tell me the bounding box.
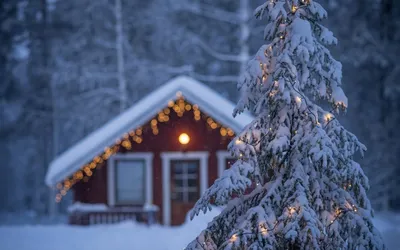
[107,153,153,207]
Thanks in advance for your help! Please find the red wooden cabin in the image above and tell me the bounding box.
[45,76,253,226]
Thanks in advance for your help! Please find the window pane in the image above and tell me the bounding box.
[173,164,184,174]
[188,178,197,188]
[174,178,184,188]
[187,162,198,174]
[115,160,145,204]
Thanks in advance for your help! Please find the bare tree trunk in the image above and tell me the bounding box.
[379,0,396,211]
[35,0,54,217]
[238,0,250,77]
[115,0,128,112]
[49,75,58,218]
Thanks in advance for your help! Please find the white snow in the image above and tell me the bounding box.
[67,202,159,213]
[0,207,223,250]
[45,76,254,186]
[0,212,398,250]
[143,203,159,212]
[67,202,108,213]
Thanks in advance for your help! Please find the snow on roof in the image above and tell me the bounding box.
[45,76,254,186]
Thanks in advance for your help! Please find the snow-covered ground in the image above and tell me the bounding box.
[0,210,399,250]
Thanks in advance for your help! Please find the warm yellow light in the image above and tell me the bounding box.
[259,224,268,236]
[295,96,302,104]
[324,113,333,122]
[179,133,190,145]
[262,75,267,82]
[230,234,237,243]
[220,128,227,136]
[76,171,83,179]
[122,140,131,148]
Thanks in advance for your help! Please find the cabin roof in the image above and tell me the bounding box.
[45,76,254,186]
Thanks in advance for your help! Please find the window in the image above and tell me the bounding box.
[115,160,145,204]
[171,160,199,202]
[107,153,153,206]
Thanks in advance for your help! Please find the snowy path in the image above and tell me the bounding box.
[0,212,399,250]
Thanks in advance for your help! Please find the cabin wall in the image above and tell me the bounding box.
[72,107,234,224]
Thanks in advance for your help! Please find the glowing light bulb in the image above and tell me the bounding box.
[295,96,302,104]
[179,133,190,145]
[235,139,243,145]
[260,227,267,236]
[324,113,333,122]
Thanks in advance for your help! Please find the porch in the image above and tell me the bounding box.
[68,202,158,225]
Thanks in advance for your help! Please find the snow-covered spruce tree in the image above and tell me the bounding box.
[186,1,386,249]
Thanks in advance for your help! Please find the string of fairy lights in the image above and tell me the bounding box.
[199,200,359,250]
[54,93,235,203]
[191,1,360,248]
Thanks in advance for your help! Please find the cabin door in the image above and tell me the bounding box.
[170,160,200,225]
